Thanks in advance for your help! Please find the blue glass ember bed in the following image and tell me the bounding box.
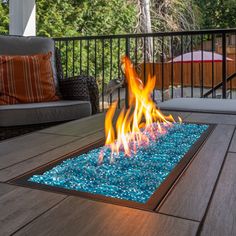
[11,123,214,211]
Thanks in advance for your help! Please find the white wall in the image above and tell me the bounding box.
[9,0,36,36]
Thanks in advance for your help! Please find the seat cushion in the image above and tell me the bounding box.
[159,98,236,114]
[0,52,59,104]
[0,100,92,126]
[0,35,58,90]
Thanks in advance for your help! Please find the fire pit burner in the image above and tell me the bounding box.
[11,123,214,211]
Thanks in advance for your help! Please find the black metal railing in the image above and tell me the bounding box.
[54,28,236,111]
[203,72,236,98]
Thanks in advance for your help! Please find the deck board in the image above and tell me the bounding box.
[0,182,16,196]
[0,131,104,182]
[0,133,77,170]
[0,183,66,236]
[162,111,192,120]
[38,112,190,137]
[14,197,199,236]
[200,153,236,236]
[38,113,105,137]
[158,125,234,221]
[229,130,236,153]
[185,112,236,125]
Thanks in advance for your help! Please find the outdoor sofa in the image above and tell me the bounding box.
[0,35,99,139]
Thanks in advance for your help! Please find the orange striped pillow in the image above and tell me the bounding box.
[0,52,59,105]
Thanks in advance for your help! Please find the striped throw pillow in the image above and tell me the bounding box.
[0,52,59,105]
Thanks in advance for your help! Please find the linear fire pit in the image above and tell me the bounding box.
[10,122,214,211]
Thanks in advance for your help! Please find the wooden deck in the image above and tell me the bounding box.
[0,111,236,236]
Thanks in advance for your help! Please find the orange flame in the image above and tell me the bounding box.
[101,57,179,163]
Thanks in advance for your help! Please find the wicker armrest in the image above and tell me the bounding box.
[85,76,100,114]
[59,76,100,114]
[59,77,90,101]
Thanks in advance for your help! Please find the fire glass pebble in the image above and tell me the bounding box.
[29,123,208,203]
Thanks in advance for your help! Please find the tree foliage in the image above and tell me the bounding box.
[0,0,8,34]
[195,0,236,29]
[36,0,137,37]
[150,0,200,32]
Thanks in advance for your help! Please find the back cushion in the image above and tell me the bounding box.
[0,52,59,104]
[0,36,58,89]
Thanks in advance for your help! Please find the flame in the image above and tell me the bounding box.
[101,57,179,163]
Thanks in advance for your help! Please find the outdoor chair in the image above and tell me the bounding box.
[0,35,99,139]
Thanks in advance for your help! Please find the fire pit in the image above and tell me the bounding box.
[11,122,213,210]
[11,57,214,210]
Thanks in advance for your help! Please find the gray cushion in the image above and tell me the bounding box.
[0,35,58,89]
[159,98,236,114]
[0,100,92,126]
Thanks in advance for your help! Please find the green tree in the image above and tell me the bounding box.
[76,0,137,36]
[36,0,137,37]
[36,0,79,37]
[0,0,9,34]
[150,0,200,32]
[132,0,201,59]
[195,0,236,29]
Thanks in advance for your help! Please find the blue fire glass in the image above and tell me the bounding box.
[29,123,208,203]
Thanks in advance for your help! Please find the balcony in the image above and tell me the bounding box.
[1,1,236,236]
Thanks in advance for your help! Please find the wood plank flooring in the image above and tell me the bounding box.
[229,131,236,153]
[0,183,66,235]
[158,125,234,221]
[200,153,236,236]
[0,112,235,236]
[14,197,199,236]
[185,112,236,125]
[0,131,104,182]
[0,133,77,169]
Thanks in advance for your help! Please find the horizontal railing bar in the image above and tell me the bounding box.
[53,28,236,41]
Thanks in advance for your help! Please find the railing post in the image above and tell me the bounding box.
[125,37,130,109]
[222,33,227,99]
